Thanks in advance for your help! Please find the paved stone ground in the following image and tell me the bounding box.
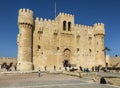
[97,72,120,77]
[0,73,119,88]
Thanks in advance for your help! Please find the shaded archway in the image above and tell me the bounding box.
[63,60,69,67]
[63,48,71,59]
[63,48,71,68]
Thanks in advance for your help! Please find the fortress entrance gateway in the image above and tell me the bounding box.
[63,48,71,67]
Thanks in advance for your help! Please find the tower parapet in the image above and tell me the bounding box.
[18,8,34,25]
[75,24,93,30]
[35,17,58,26]
[55,13,74,31]
[93,23,105,35]
[55,12,74,22]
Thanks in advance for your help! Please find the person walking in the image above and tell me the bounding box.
[38,69,41,77]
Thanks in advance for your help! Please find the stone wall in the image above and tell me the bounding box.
[109,57,120,67]
[0,57,17,71]
[0,57,17,66]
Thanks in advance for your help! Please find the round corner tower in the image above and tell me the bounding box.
[94,23,105,66]
[17,8,34,71]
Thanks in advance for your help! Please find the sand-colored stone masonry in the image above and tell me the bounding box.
[0,57,17,66]
[17,8,109,71]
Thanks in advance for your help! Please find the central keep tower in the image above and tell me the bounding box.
[17,8,34,71]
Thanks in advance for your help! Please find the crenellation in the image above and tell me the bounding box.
[90,26,93,29]
[75,24,91,30]
[93,22,105,35]
[94,23,97,26]
[19,9,22,13]
[78,24,81,27]
[87,26,90,29]
[101,23,104,26]
[22,8,26,12]
[35,17,39,21]
[84,25,87,28]
[75,24,78,27]
[44,18,47,22]
[93,23,104,27]
[59,12,62,15]
[55,20,58,23]
[48,19,51,23]
[70,14,73,17]
[64,13,67,16]
[40,18,43,21]
[51,20,54,23]
[61,13,64,16]
[19,8,33,16]
[35,18,44,25]
[26,9,29,12]
[58,12,74,18]
[97,23,104,26]
[81,25,84,28]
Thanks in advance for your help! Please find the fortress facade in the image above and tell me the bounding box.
[17,8,108,71]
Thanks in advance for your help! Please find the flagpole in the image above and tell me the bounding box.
[55,0,56,18]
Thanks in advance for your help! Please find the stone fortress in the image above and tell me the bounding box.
[17,8,109,71]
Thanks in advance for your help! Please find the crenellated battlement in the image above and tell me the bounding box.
[93,23,104,28]
[75,23,104,30]
[93,23,105,35]
[55,12,74,24]
[18,8,34,26]
[19,8,33,16]
[75,24,93,30]
[58,12,74,17]
[35,17,58,25]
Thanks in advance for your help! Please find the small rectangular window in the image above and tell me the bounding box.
[77,48,79,52]
[57,47,59,50]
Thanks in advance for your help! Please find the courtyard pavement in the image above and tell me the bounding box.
[97,71,120,77]
[0,72,119,88]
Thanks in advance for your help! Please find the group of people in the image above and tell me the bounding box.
[0,62,16,71]
[79,66,101,72]
[91,66,100,72]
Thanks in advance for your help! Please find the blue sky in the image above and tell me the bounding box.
[0,0,120,57]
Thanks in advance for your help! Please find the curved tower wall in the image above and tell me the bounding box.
[17,8,34,71]
[94,23,105,66]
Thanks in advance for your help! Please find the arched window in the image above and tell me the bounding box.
[63,21,66,31]
[68,22,71,31]
[63,48,71,59]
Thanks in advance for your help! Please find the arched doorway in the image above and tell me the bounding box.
[63,60,69,67]
[63,48,71,67]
